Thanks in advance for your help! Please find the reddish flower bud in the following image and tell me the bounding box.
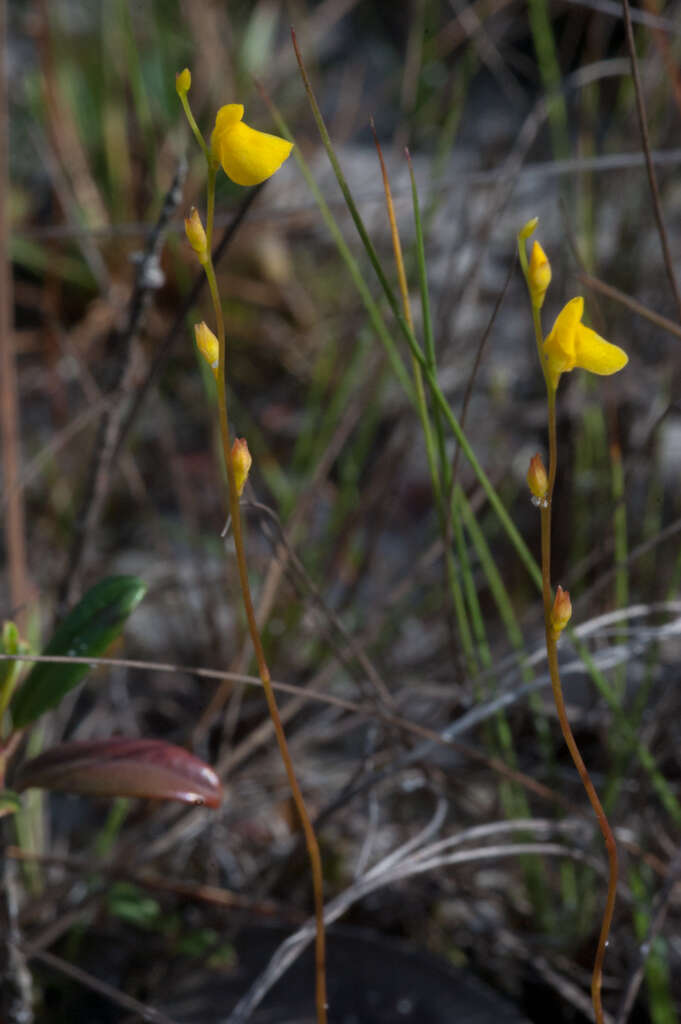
[231,438,252,498]
[527,453,548,502]
[550,586,572,634]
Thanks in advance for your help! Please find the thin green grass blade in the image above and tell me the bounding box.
[265,85,542,590]
[408,155,448,488]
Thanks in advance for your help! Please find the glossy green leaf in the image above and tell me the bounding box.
[13,738,222,808]
[10,576,146,728]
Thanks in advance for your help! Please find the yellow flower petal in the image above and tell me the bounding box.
[211,107,293,187]
[214,104,245,133]
[574,324,628,376]
[543,296,628,390]
[543,296,582,386]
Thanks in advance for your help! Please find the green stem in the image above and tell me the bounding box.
[178,91,211,164]
[205,166,217,251]
[202,175,327,1024]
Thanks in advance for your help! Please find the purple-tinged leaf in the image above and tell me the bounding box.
[14,738,222,808]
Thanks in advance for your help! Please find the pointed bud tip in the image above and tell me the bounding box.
[194,322,220,376]
[550,586,572,633]
[527,453,548,501]
[175,68,191,96]
[184,207,208,262]
[528,240,551,309]
[518,217,539,241]
[231,438,252,497]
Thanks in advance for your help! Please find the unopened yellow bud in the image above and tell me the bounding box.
[175,68,191,96]
[550,586,572,634]
[185,207,208,263]
[518,217,539,241]
[527,453,548,502]
[528,241,551,309]
[231,438,252,497]
[194,322,219,377]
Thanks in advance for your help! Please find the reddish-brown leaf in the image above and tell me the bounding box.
[14,738,222,808]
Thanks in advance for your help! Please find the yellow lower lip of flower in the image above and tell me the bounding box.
[211,105,293,187]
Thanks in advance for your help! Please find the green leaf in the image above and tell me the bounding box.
[14,738,222,808]
[0,789,21,817]
[10,576,147,728]
[107,882,161,928]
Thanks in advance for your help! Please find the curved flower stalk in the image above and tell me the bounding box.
[518,219,627,1024]
[176,71,327,1024]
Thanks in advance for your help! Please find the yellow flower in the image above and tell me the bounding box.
[528,241,551,309]
[210,104,293,187]
[194,322,219,377]
[231,438,252,497]
[543,297,628,391]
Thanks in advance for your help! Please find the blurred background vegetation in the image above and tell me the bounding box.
[4,0,681,1021]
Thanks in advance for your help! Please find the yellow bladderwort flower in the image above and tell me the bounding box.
[543,297,628,391]
[194,322,219,378]
[231,438,252,497]
[210,104,293,187]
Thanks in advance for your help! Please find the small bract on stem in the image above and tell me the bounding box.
[518,217,628,1024]
[176,70,327,1024]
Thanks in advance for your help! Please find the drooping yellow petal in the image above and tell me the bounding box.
[211,106,293,187]
[574,324,628,376]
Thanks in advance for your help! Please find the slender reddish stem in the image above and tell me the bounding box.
[202,237,327,1023]
[541,392,617,1024]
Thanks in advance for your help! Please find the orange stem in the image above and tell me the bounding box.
[202,248,327,1024]
[541,392,617,1024]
